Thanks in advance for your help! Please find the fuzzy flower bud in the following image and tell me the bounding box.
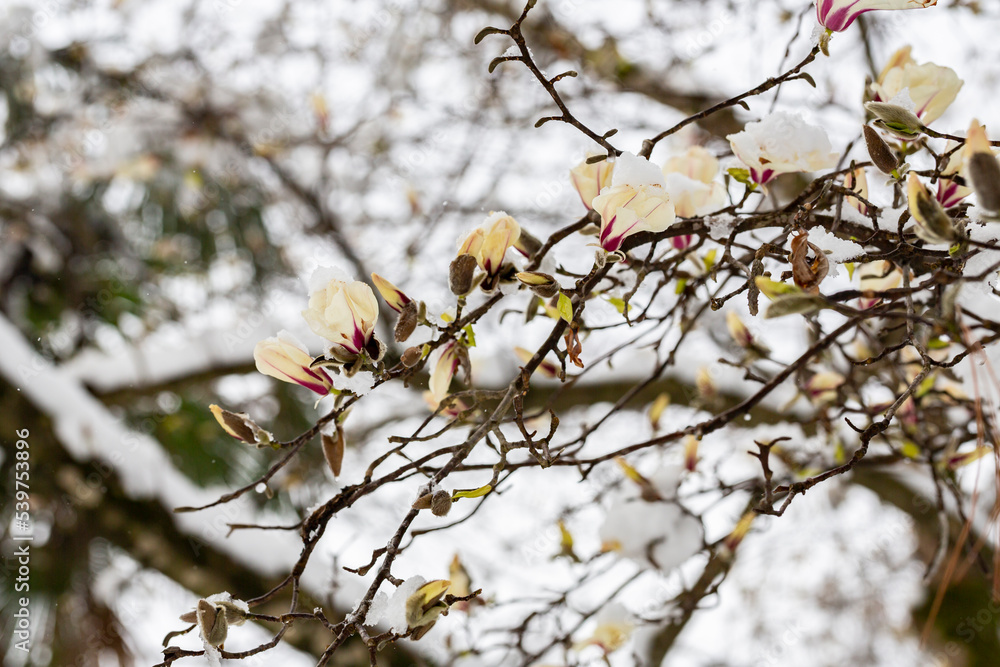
[964,120,1000,213]
[863,125,899,175]
[907,173,959,244]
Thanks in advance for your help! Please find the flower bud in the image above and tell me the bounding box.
[844,167,870,215]
[863,125,898,174]
[964,120,1000,213]
[430,489,453,516]
[726,311,753,349]
[404,579,451,632]
[514,227,543,258]
[394,300,418,342]
[321,427,345,477]
[570,154,614,209]
[804,371,845,404]
[515,271,560,298]
[907,173,958,244]
[865,102,923,140]
[209,404,273,446]
[371,273,412,313]
[197,599,228,648]
[401,346,423,367]
[449,254,478,296]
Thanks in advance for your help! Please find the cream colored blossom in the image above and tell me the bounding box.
[302,268,380,362]
[457,212,521,287]
[592,152,675,253]
[870,46,962,125]
[727,112,838,185]
[661,146,727,218]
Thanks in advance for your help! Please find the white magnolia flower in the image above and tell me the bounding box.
[727,112,838,186]
[661,146,728,218]
[302,267,380,363]
[870,46,962,125]
[591,152,675,253]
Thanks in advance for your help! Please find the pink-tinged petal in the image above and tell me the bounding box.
[817,0,937,33]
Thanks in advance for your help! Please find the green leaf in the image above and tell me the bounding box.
[727,167,752,185]
[463,323,476,347]
[844,262,855,280]
[675,278,687,295]
[703,248,717,272]
[927,337,950,350]
[452,484,492,500]
[557,292,574,323]
[764,292,827,319]
[606,296,629,315]
[754,276,802,300]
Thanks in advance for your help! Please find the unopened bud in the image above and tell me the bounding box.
[969,153,1000,212]
[865,102,923,140]
[395,301,418,342]
[514,227,543,258]
[430,490,453,516]
[516,271,560,297]
[321,427,345,477]
[907,173,959,245]
[401,346,423,367]
[449,254,478,296]
[965,121,1000,213]
[863,125,898,174]
[197,599,229,648]
[209,404,272,446]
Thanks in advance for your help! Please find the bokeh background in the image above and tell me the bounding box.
[2,1,1000,665]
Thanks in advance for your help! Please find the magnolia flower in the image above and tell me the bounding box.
[804,371,845,404]
[661,146,728,218]
[428,341,461,405]
[727,112,838,186]
[366,576,452,639]
[457,212,521,290]
[857,260,902,309]
[870,46,961,125]
[302,267,380,363]
[253,330,331,395]
[591,152,675,253]
[936,142,971,209]
[844,167,870,216]
[816,0,936,33]
[569,154,614,210]
[574,604,634,655]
